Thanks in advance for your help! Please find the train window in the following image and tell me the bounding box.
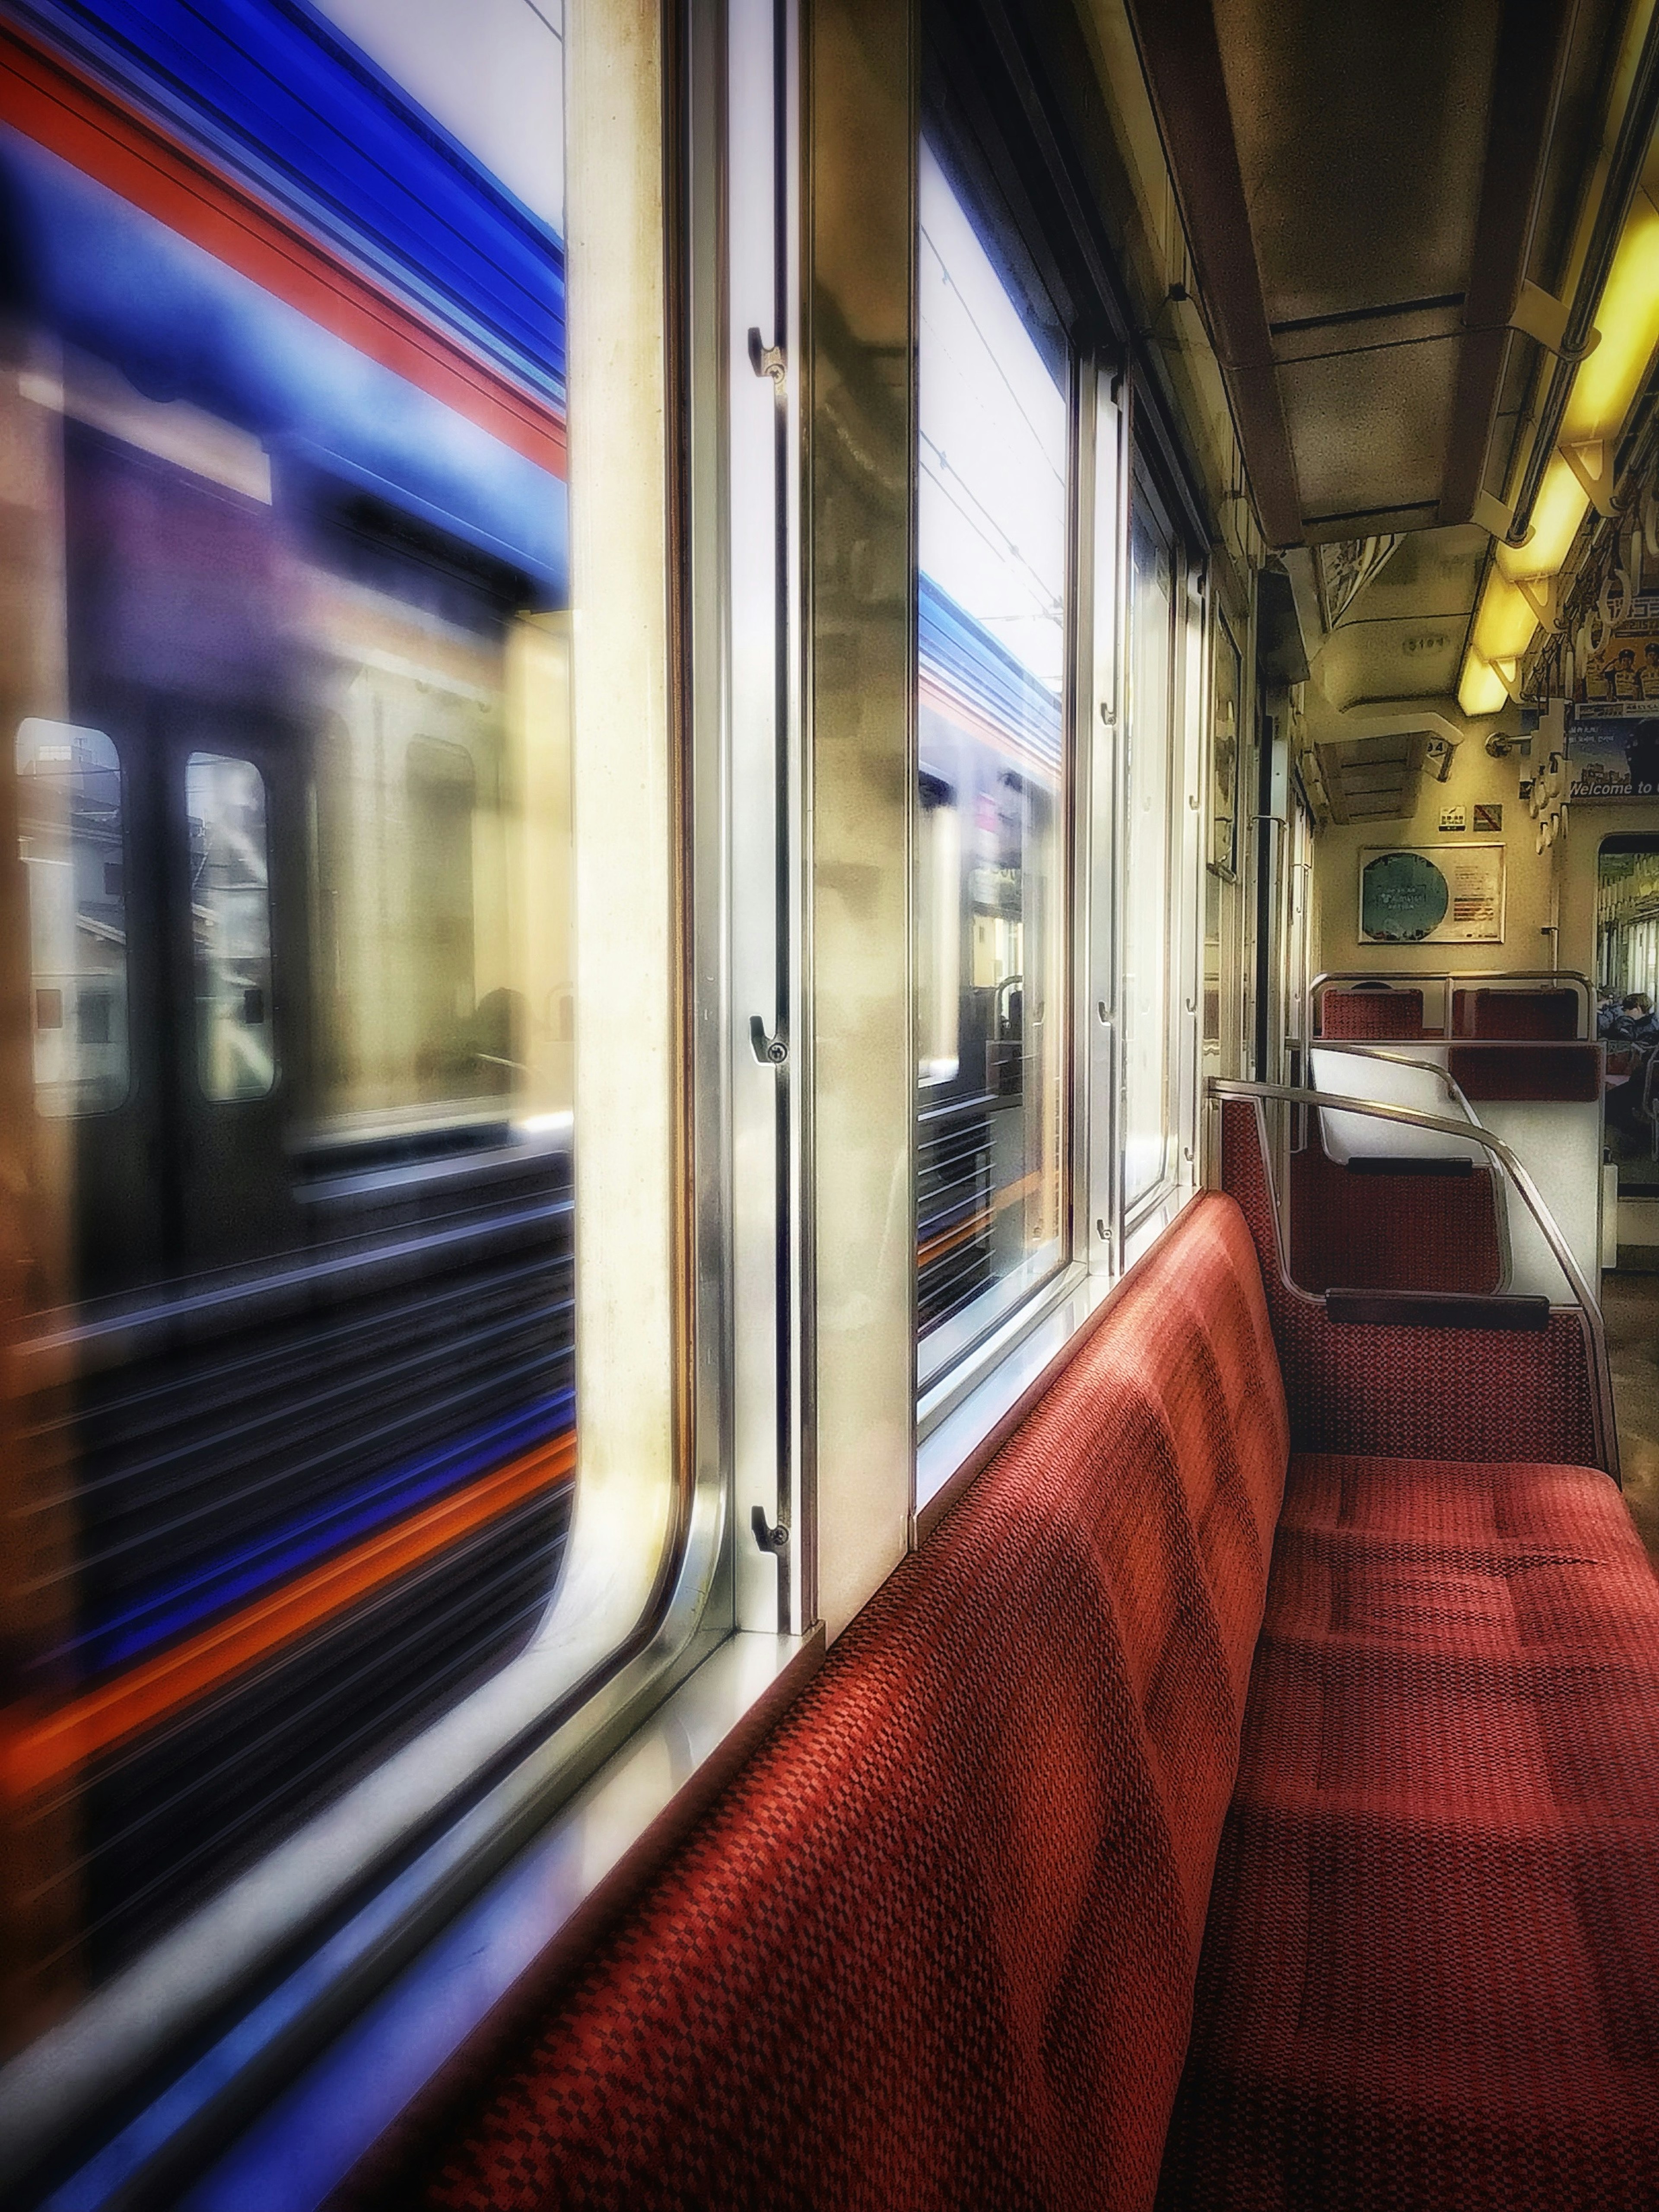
[0,0,685,2184]
[1122,480,1179,1210]
[16,720,130,1117]
[187,753,276,1102]
[916,137,1070,1387]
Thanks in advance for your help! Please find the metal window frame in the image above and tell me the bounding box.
[1118,425,1204,1239]
[910,148,1090,1431]
[0,3,755,2199]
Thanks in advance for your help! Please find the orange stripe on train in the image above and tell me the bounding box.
[1,1430,576,1800]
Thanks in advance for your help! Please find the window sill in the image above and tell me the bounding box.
[174,1628,824,2212]
[913,1266,1116,1541]
[912,1179,1204,1545]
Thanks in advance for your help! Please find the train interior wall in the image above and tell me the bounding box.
[1,0,1659,2205]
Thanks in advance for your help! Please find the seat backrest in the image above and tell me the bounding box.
[1317,985,1424,1038]
[416,1195,1289,2212]
[1452,985,1579,1038]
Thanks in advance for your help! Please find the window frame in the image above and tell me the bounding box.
[0,5,743,2202]
[911,110,1087,1440]
[1118,430,1208,1257]
[917,369,1213,1503]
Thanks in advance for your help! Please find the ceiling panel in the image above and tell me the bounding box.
[1318,617,1466,709]
[1335,525,1487,619]
[1211,0,1500,325]
[1277,338,1462,519]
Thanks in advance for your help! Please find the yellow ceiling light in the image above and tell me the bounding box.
[1563,189,1659,448]
[1494,452,1589,585]
[1471,566,1540,665]
[1458,653,1510,719]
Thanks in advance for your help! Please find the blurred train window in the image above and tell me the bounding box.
[915,136,1070,1389]
[1123,480,1179,1210]
[16,719,130,1117]
[0,0,604,2146]
[187,753,276,1102]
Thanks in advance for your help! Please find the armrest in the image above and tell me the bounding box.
[1324,1288,1551,1332]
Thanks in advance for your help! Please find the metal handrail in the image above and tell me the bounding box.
[1209,1075,1620,1483]
[1309,969,1595,1038]
[1303,1044,1514,1292]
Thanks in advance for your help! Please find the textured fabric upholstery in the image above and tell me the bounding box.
[1159,1451,1659,2210]
[391,1115,1647,2212]
[1287,1136,1502,1295]
[1452,985,1580,1039]
[1317,988,1424,1039]
[420,1195,1287,2212]
[1222,1098,1601,1467]
[1448,1039,1602,1101]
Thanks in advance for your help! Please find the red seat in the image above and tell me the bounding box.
[381,1146,1654,2212]
[1159,1451,1659,2211]
[1288,1132,1502,1294]
[1318,987,1424,1039]
[1452,985,1580,1038]
[421,1196,1287,2212]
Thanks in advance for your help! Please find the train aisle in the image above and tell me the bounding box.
[1602,1272,1659,1568]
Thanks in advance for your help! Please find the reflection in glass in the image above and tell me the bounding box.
[188,752,276,1102]
[17,719,130,1117]
[1123,501,1176,1208]
[916,138,1068,1386]
[0,2,580,2066]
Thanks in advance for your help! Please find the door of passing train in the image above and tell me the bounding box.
[25,423,304,1305]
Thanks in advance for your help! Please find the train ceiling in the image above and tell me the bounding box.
[1124,0,1627,551]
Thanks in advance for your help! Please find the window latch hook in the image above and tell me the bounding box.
[750,1015,788,1067]
[751,1505,790,1556]
[747,327,786,385]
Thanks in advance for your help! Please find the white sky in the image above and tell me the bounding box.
[312,0,565,235]
[918,138,1066,691]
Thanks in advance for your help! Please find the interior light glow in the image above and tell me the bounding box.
[1494,453,1589,583]
[1457,652,1509,718]
[1471,568,1539,664]
[1563,190,1659,446]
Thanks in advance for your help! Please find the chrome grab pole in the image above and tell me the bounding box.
[1209,1075,1620,1483]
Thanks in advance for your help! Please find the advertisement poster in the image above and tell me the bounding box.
[1358,845,1505,944]
[1567,700,1659,798]
[1563,561,1659,796]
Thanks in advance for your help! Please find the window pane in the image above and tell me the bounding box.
[188,753,275,1101]
[17,718,130,1118]
[1123,499,1176,1207]
[0,0,588,2088]
[916,139,1069,1386]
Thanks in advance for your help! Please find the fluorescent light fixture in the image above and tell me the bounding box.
[1563,189,1659,447]
[1494,452,1589,584]
[1458,652,1509,718]
[1471,568,1539,664]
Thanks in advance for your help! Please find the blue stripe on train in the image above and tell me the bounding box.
[0,124,568,593]
[7,0,565,405]
[50,1387,577,1681]
[918,572,1064,768]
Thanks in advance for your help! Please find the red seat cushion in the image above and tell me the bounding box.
[419,1195,1287,2212]
[1318,988,1424,1039]
[1158,1452,1659,2210]
[1288,1137,1502,1295]
[1453,986,1580,1039]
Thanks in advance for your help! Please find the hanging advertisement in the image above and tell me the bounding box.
[1566,701,1659,798]
[1358,845,1506,944]
[1561,521,1659,795]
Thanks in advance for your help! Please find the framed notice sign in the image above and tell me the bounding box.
[1358,844,1505,945]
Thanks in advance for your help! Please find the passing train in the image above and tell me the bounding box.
[0,0,1658,2207]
